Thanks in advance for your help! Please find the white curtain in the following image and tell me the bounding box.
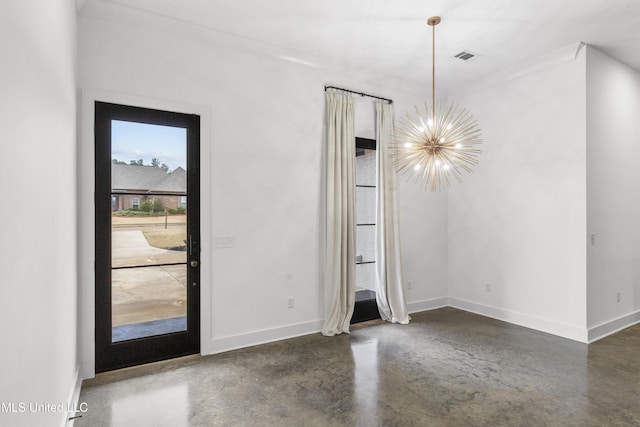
[322,92,356,336]
[375,102,410,324]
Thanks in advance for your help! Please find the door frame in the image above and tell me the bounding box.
[94,101,200,372]
[352,136,381,324]
[79,91,212,378]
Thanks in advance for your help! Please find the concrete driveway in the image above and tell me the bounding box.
[112,229,185,268]
[111,229,187,327]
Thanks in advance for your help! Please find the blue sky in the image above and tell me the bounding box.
[111,120,186,171]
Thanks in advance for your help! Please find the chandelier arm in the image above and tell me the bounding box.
[445,157,477,170]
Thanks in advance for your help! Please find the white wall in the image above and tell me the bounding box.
[0,1,79,426]
[447,48,589,341]
[586,46,640,340]
[78,1,448,376]
[401,182,449,311]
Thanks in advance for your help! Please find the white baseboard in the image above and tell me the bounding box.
[201,296,598,357]
[588,310,640,343]
[62,367,83,427]
[202,298,449,355]
[407,297,449,314]
[202,319,323,355]
[448,297,589,343]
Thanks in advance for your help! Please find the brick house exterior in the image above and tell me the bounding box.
[111,164,186,211]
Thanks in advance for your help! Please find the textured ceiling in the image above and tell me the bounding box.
[83,0,640,95]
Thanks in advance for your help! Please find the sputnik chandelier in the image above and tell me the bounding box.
[393,16,482,191]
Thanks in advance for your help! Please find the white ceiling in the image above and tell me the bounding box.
[84,0,640,95]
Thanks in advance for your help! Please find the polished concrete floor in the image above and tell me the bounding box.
[78,308,640,426]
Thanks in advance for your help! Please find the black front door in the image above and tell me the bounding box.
[95,101,200,372]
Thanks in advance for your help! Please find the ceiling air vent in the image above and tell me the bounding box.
[454,50,478,62]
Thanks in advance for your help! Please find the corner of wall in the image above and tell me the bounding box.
[446,42,588,341]
[585,43,640,334]
[449,298,589,343]
[63,368,84,426]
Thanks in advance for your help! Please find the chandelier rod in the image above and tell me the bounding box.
[432,19,435,111]
[427,16,441,116]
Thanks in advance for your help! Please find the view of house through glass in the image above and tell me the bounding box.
[110,120,188,342]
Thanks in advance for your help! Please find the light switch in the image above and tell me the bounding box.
[214,236,235,248]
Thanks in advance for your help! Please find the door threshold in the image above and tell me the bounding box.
[85,354,202,386]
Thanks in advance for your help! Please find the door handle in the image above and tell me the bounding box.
[190,260,199,268]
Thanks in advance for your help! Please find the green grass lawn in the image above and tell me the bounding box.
[142,228,186,250]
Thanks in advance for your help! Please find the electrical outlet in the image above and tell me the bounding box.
[407,280,413,289]
[617,292,621,303]
[288,297,295,308]
[485,283,492,293]
[591,234,596,245]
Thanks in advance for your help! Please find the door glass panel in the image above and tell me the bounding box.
[352,140,378,324]
[110,120,188,342]
[355,147,376,293]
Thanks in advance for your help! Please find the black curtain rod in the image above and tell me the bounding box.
[324,85,393,104]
